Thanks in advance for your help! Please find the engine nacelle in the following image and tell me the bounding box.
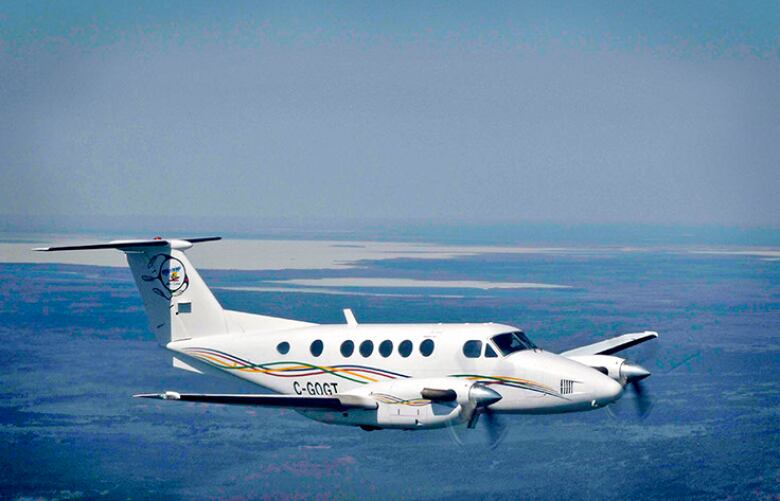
[568,354,625,382]
[299,377,488,430]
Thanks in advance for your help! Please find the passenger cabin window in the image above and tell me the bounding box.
[420,339,435,357]
[462,340,482,358]
[398,340,413,358]
[340,340,354,357]
[359,340,374,357]
[310,339,324,357]
[484,344,498,358]
[491,331,537,356]
[277,341,290,355]
[379,340,393,358]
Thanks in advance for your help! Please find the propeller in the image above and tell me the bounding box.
[447,409,509,449]
[439,383,509,448]
[611,360,654,418]
[465,383,502,427]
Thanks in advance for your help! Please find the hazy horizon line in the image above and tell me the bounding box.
[1,214,779,247]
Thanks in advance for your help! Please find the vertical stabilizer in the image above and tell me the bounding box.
[35,237,230,345]
[125,245,229,344]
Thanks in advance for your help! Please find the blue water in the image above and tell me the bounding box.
[1,248,778,499]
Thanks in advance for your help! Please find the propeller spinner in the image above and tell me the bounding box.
[619,360,653,418]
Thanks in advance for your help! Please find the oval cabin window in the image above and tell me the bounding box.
[463,340,482,358]
[340,340,354,357]
[398,340,413,358]
[359,340,374,357]
[379,340,393,357]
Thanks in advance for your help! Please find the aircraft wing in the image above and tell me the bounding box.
[133,391,378,410]
[560,331,658,357]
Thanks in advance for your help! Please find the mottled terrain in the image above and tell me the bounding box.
[1,245,778,499]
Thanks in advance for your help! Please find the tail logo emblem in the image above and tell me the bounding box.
[142,254,189,299]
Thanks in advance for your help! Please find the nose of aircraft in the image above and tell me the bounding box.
[592,374,623,406]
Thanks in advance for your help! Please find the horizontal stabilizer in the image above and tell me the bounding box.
[33,236,220,252]
[133,392,378,410]
[560,331,658,357]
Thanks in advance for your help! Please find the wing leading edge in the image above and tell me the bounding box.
[560,331,658,357]
[134,391,378,411]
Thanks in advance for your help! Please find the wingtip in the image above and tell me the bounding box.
[133,391,181,400]
[185,236,222,244]
[133,393,161,399]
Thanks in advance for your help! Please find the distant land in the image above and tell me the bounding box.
[1,215,780,247]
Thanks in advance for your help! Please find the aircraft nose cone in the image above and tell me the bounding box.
[595,376,623,406]
[620,361,651,382]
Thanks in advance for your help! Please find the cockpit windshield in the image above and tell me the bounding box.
[491,331,537,356]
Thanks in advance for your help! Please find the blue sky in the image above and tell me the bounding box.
[1,1,778,227]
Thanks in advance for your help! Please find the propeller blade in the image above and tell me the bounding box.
[467,410,481,429]
[483,411,508,449]
[629,380,653,418]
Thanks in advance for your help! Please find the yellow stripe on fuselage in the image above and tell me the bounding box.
[188,353,379,382]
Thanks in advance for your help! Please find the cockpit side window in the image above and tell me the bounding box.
[518,331,537,350]
[491,331,537,356]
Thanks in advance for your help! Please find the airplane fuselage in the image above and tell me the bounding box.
[169,322,624,428]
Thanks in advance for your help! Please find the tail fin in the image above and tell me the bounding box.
[35,237,312,345]
[123,239,228,344]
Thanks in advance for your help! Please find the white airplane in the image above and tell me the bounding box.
[35,236,657,440]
